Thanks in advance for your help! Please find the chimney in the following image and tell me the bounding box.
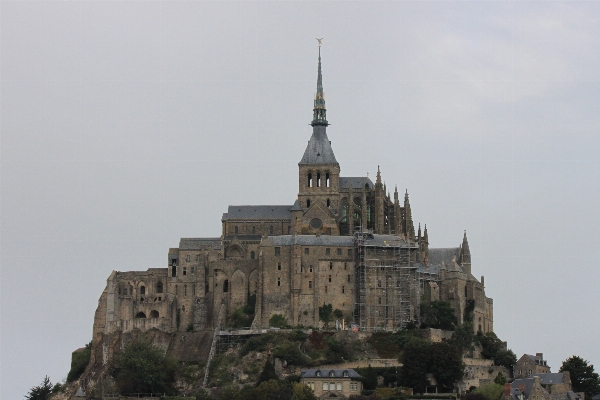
[536,353,543,359]
[518,384,525,392]
[504,383,512,396]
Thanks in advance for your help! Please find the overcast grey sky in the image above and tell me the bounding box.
[2,1,600,398]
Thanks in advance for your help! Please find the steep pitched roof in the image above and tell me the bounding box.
[268,235,354,246]
[301,368,363,379]
[340,177,374,190]
[179,238,221,250]
[299,125,338,165]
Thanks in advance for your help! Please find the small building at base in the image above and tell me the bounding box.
[301,368,364,399]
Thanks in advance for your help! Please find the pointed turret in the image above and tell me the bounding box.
[459,230,472,274]
[423,224,428,241]
[311,46,328,127]
[376,166,382,186]
[403,189,415,241]
[394,186,399,205]
[418,223,422,239]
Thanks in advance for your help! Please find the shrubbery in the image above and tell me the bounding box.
[67,341,92,382]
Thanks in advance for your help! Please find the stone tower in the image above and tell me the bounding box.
[297,46,341,235]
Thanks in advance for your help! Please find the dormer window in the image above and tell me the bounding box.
[316,370,321,377]
[329,370,335,377]
[343,370,349,377]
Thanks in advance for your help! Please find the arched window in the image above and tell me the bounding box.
[326,198,330,207]
[135,312,146,318]
[326,172,330,187]
[234,226,238,235]
[150,310,159,318]
[156,282,163,293]
[309,266,313,273]
[308,173,313,188]
[223,280,229,293]
[171,265,177,277]
[252,226,256,234]
[140,286,146,295]
[307,199,311,208]
[316,172,321,187]
[270,225,273,234]
[251,251,255,260]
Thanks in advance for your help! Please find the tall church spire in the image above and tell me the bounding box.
[311,41,328,126]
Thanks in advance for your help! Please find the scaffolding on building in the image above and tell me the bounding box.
[353,227,423,331]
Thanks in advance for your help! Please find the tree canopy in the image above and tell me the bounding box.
[400,339,464,393]
[421,300,458,331]
[559,356,600,399]
[25,376,53,400]
[109,340,177,395]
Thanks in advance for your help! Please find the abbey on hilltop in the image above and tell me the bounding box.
[92,47,493,343]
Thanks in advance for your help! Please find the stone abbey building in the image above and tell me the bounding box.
[93,49,494,342]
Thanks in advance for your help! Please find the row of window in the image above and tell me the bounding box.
[303,382,358,391]
[234,225,290,235]
[171,265,197,277]
[305,198,331,208]
[274,247,353,256]
[306,172,331,188]
[183,254,202,262]
[120,282,164,296]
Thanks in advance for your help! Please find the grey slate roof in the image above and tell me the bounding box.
[299,125,338,165]
[525,354,548,366]
[301,368,363,379]
[340,177,374,190]
[223,205,293,220]
[268,235,354,246]
[291,200,303,211]
[179,238,221,250]
[428,247,461,267]
[511,374,567,398]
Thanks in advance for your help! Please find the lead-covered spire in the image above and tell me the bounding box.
[311,43,328,126]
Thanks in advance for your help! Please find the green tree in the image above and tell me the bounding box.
[268,314,287,328]
[110,340,177,394]
[256,359,278,386]
[421,300,458,330]
[333,309,344,320]
[429,342,464,390]
[494,349,517,369]
[255,379,293,400]
[319,304,334,329]
[448,321,475,356]
[292,382,318,400]
[560,356,600,399]
[494,372,507,385]
[25,376,53,400]
[399,339,431,393]
[474,383,504,400]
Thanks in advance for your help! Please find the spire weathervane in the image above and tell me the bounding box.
[311,39,328,126]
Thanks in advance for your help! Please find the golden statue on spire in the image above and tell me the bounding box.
[316,38,323,47]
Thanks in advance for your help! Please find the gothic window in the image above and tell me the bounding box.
[377,279,382,287]
[317,172,321,187]
[326,172,330,187]
[140,286,146,295]
[150,310,159,318]
[182,305,185,312]
[465,286,468,297]
[308,173,313,188]
[157,282,163,293]
[310,218,322,229]
[288,225,291,234]
[251,251,255,259]
[234,226,238,235]
[223,280,229,293]
[344,263,347,270]
[270,225,273,234]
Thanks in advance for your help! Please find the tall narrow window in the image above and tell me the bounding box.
[327,198,330,207]
[223,280,229,293]
[342,286,345,293]
[329,275,332,282]
[326,248,330,255]
[157,282,163,293]
[184,285,187,296]
[186,255,191,262]
[308,173,313,187]
[325,286,328,293]
[175,285,179,295]
[329,262,333,270]
[252,226,256,234]
[305,248,309,255]
[172,266,177,277]
[278,263,281,271]
[193,284,196,295]
[307,199,311,208]
[251,251,255,260]
[277,278,281,287]
[234,226,238,235]
[309,281,313,289]
[270,225,273,234]
[191,266,195,275]
[309,266,313,272]
[140,286,146,295]
[183,267,187,276]
[275,247,281,256]
[326,172,330,187]
[316,172,321,187]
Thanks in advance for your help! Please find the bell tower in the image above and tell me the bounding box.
[297,41,341,234]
